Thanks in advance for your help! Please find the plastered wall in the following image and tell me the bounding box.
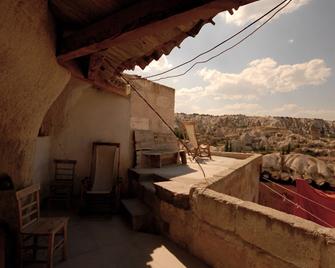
[42,79,131,194]
[31,137,52,198]
[35,77,176,194]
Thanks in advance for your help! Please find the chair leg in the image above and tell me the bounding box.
[47,234,55,268]
[208,146,212,160]
[192,148,199,159]
[33,235,38,260]
[18,235,24,268]
[62,224,68,260]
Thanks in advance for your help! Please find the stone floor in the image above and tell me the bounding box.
[130,154,256,202]
[51,215,208,268]
[131,154,253,186]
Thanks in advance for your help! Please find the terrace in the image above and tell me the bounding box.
[49,214,208,268]
[1,0,335,267]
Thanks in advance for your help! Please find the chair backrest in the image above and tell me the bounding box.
[90,142,120,192]
[54,159,77,183]
[182,121,199,148]
[16,184,40,231]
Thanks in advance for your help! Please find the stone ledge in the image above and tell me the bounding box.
[235,201,322,268]
[191,186,335,268]
[154,181,190,209]
[191,187,243,232]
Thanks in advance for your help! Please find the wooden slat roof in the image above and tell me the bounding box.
[50,0,258,96]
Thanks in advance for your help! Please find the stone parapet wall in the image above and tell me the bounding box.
[159,186,335,268]
[207,153,262,203]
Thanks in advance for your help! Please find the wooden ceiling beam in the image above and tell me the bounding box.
[57,0,251,63]
[63,59,130,97]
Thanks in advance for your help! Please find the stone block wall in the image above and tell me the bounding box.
[208,153,262,202]
[130,78,175,134]
[159,187,335,268]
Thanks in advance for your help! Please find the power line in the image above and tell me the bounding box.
[260,182,334,228]
[142,0,290,80]
[103,0,292,180]
[152,0,292,82]
[114,72,208,180]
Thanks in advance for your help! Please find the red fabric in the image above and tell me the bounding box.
[259,183,297,215]
[294,179,335,227]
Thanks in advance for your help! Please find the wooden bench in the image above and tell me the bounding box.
[142,150,187,168]
[134,130,186,168]
[16,184,68,268]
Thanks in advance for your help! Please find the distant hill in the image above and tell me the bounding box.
[176,113,335,138]
[175,113,335,156]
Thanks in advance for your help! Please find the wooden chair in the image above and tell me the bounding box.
[181,121,212,159]
[49,159,77,208]
[81,142,121,213]
[16,184,68,268]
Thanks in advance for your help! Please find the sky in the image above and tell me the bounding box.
[125,0,335,121]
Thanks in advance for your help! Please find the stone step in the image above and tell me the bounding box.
[121,198,151,231]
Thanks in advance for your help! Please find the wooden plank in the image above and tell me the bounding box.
[16,184,40,199]
[61,60,130,97]
[57,0,249,62]
[22,217,68,235]
[21,201,37,211]
[135,142,154,150]
[88,53,104,80]
[22,209,38,220]
[22,218,38,230]
[54,159,77,164]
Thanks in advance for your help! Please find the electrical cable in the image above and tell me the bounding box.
[261,177,335,216]
[111,71,208,180]
[142,0,290,80]
[102,0,293,181]
[152,0,292,82]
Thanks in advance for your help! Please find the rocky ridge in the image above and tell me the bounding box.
[176,113,335,157]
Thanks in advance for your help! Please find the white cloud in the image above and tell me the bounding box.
[176,102,263,116]
[197,58,331,96]
[221,0,310,26]
[271,104,335,120]
[176,86,204,101]
[125,55,172,75]
[143,55,172,72]
[175,57,333,120]
[176,102,335,120]
[207,103,262,115]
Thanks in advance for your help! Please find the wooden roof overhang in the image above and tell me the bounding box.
[50,0,258,96]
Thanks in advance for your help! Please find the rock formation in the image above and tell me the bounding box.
[0,0,70,187]
[263,153,335,186]
[176,113,335,157]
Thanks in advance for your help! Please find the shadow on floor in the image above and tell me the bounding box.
[51,214,208,268]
